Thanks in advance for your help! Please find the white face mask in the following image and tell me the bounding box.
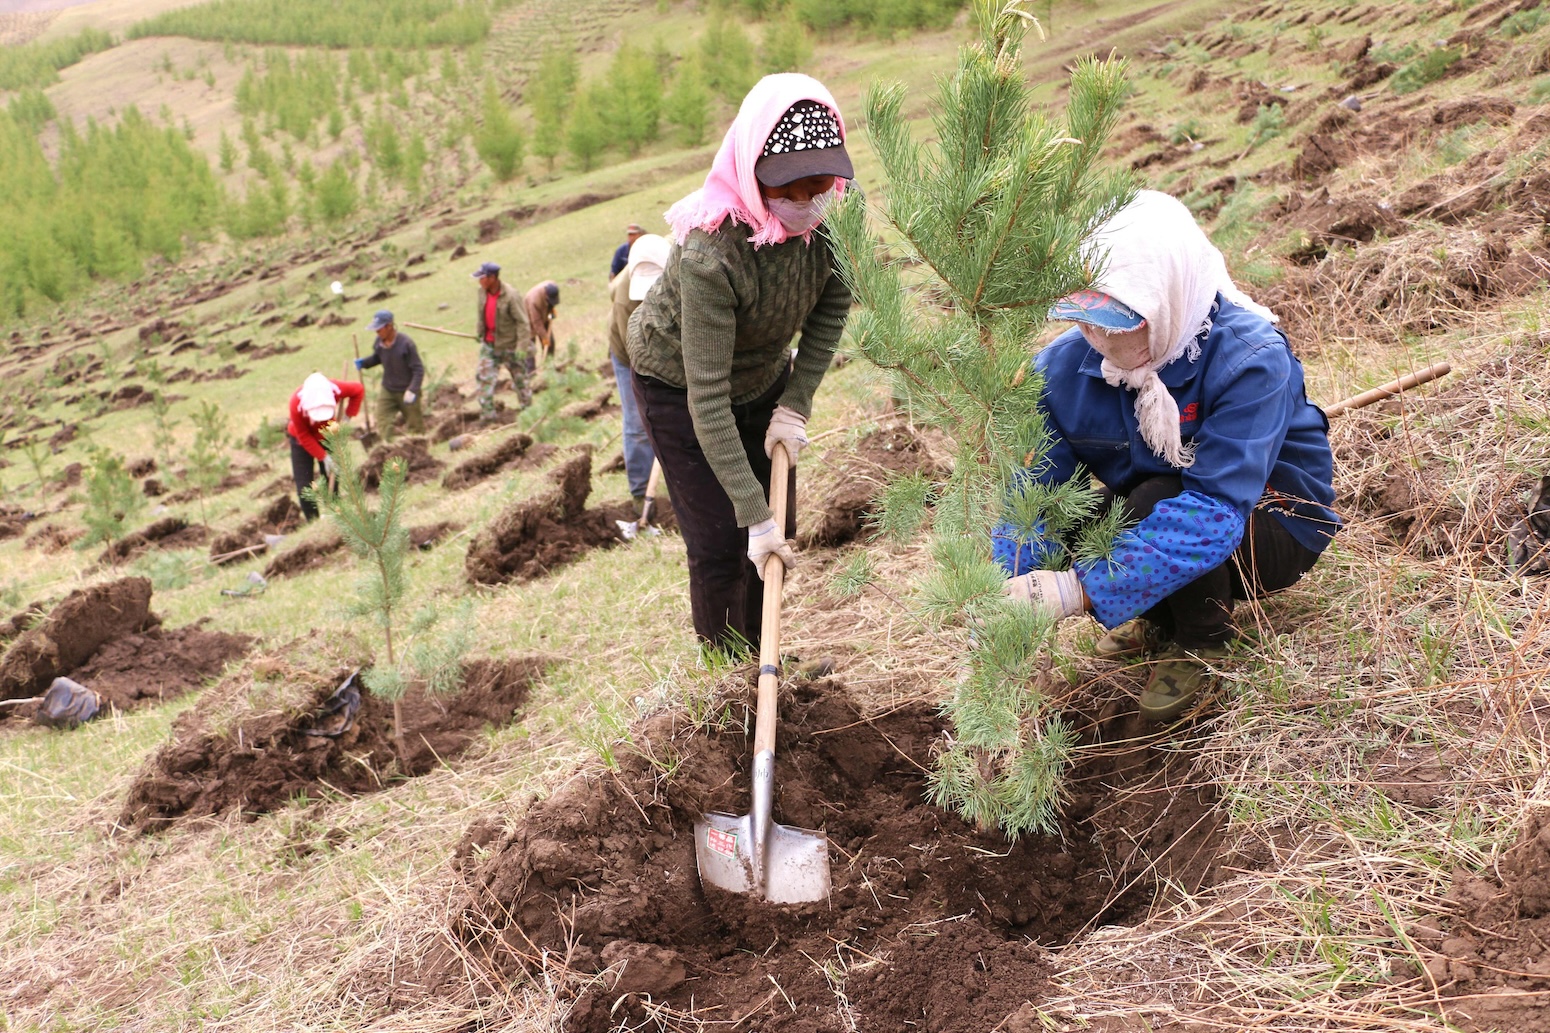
[766,192,830,234]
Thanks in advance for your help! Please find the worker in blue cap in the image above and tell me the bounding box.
[354,310,425,438]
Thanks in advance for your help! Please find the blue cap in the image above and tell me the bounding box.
[1049,290,1147,332]
[367,310,394,331]
[472,261,501,278]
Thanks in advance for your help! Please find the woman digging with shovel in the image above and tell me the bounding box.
[996,190,1342,722]
[626,72,856,658]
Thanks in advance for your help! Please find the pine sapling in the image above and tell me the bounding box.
[827,0,1133,838]
[81,446,145,546]
[307,425,411,751]
[185,400,231,525]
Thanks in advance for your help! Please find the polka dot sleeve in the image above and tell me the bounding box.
[1075,490,1244,629]
[991,519,1062,576]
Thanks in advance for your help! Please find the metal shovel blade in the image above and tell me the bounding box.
[695,813,831,903]
[694,751,831,903]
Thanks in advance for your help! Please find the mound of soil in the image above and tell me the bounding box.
[450,678,1222,1033]
[408,521,463,550]
[432,408,514,444]
[1422,811,1550,1032]
[8,623,255,718]
[0,505,34,543]
[262,532,346,579]
[441,432,539,490]
[23,524,81,553]
[209,495,305,563]
[162,464,264,505]
[362,436,444,490]
[464,450,677,585]
[803,424,950,548]
[96,517,209,566]
[560,387,617,422]
[0,578,157,704]
[119,656,542,833]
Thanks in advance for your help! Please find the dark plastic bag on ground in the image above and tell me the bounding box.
[302,670,362,739]
[34,677,102,729]
[1508,475,1550,575]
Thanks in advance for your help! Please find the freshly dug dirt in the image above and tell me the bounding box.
[408,521,463,550]
[262,532,347,579]
[802,424,951,548]
[96,517,209,566]
[432,408,513,444]
[118,656,543,833]
[209,495,305,563]
[0,578,157,703]
[0,505,32,542]
[450,678,1223,1033]
[1426,811,1550,1032]
[361,436,444,490]
[441,431,534,489]
[464,449,677,585]
[23,524,82,553]
[0,624,255,720]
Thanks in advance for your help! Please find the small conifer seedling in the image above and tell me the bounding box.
[827,0,1134,838]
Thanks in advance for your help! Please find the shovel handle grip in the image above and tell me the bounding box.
[753,442,792,758]
[1323,362,1451,417]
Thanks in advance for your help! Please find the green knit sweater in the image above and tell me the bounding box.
[626,219,853,526]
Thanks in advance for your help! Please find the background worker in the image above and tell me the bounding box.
[607,233,670,507]
[354,310,425,440]
[610,222,646,278]
[286,371,364,520]
[996,190,1340,722]
[627,73,855,654]
[473,261,532,422]
[525,280,560,366]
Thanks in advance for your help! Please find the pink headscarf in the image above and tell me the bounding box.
[665,72,849,249]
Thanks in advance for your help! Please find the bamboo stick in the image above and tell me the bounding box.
[1323,362,1452,418]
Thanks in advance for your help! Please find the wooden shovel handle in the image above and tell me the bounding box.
[752,443,792,758]
[1323,362,1451,417]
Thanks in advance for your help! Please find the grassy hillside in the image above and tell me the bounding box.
[3,0,1550,1031]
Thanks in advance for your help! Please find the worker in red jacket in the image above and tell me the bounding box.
[287,371,364,520]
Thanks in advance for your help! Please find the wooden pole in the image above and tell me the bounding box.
[402,321,476,340]
[352,332,373,433]
[1323,362,1452,418]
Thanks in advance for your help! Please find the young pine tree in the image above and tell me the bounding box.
[761,10,813,73]
[80,447,144,546]
[473,80,524,181]
[307,425,411,750]
[184,399,231,525]
[663,52,711,146]
[826,0,1133,838]
[528,44,578,173]
[565,84,607,171]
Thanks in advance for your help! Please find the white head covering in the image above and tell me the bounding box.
[298,372,338,423]
[1082,190,1277,468]
[626,233,671,302]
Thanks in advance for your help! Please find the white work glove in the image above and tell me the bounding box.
[322,455,337,482]
[764,405,809,463]
[403,390,417,404]
[747,518,798,580]
[1003,569,1087,619]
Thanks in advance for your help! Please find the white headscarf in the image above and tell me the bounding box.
[298,372,338,422]
[1085,190,1277,468]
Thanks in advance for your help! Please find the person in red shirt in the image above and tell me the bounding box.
[287,371,365,520]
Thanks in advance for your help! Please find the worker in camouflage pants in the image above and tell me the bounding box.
[472,261,532,421]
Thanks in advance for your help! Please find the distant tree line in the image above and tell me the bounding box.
[128,0,499,48]
[0,28,114,92]
[0,106,220,319]
[724,0,966,37]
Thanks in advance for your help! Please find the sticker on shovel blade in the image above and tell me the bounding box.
[704,827,739,858]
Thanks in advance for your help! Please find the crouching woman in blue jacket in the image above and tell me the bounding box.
[997,190,1340,722]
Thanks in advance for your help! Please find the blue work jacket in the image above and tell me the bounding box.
[994,295,1340,629]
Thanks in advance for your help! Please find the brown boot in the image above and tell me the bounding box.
[1094,618,1159,660]
[1138,644,1229,722]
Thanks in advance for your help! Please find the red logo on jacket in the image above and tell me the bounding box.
[1179,402,1199,423]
